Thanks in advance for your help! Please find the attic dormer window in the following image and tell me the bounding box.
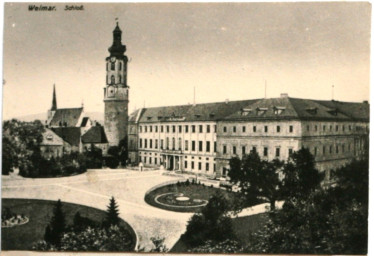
[46,134,53,140]
[273,106,285,115]
[256,107,268,116]
[147,116,152,120]
[157,116,163,120]
[327,109,338,116]
[306,107,318,115]
[195,114,201,118]
[241,108,252,116]
[209,113,215,117]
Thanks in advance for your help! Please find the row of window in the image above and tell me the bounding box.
[223,125,292,134]
[141,156,215,172]
[306,124,358,133]
[107,75,123,84]
[139,124,217,134]
[222,145,285,157]
[139,138,217,152]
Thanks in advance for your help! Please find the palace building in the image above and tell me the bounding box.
[43,23,370,182]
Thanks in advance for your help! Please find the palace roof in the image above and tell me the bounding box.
[81,126,108,144]
[51,127,81,147]
[49,108,83,127]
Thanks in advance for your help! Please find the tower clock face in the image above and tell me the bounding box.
[107,86,115,97]
[110,57,116,63]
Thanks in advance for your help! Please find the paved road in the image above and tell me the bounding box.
[2,169,192,251]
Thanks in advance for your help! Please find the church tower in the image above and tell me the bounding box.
[104,22,129,147]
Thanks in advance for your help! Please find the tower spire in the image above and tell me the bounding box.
[108,21,126,57]
[51,84,57,111]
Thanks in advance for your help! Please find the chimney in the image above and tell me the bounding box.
[280,93,289,98]
[363,100,369,104]
[225,98,229,104]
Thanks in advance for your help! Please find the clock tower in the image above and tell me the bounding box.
[104,22,129,147]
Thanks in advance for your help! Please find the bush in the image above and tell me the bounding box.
[105,156,119,169]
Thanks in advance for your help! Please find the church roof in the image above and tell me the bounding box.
[81,126,108,144]
[51,127,81,147]
[49,108,83,127]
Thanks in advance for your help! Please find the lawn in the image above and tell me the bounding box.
[1,198,136,251]
[145,181,259,213]
[170,212,268,252]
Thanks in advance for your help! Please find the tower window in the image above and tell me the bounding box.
[111,75,115,84]
[111,62,115,71]
[119,75,122,84]
[119,62,122,70]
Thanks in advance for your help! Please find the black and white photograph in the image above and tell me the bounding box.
[1,2,370,254]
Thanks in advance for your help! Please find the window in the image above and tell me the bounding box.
[111,75,115,84]
[149,157,152,164]
[155,139,158,149]
[199,141,203,152]
[139,139,142,148]
[336,125,339,132]
[206,163,209,171]
[276,147,280,157]
[314,147,317,156]
[329,145,332,154]
[323,125,326,131]
[155,126,158,132]
[342,144,345,153]
[233,146,237,155]
[166,125,170,133]
[145,126,148,133]
[161,126,164,133]
[185,161,188,168]
[242,126,246,132]
[336,145,339,154]
[198,162,202,171]
[289,125,293,133]
[276,126,281,133]
[166,138,169,149]
[330,125,332,131]
[150,126,152,132]
[233,126,237,133]
[223,145,227,154]
[144,139,148,148]
[192,141,196,151]
[185,140,188,151]
[199,125,203,133]
[207,125,211,133]
[253,126,257,132]
[144,157,146,164]
[111,62,115,71]
[214,142,217,152]
[179,125,182,133]
[155,158,157,165]
[172,125,176,133]
[161,139,164,149]
[214,125,217,132]
[206,141,210,152]
[307,125,310,131]
[242,146,246,155]
[252,146,257,153]
[264,126,268,133]
[178,138,182,150]
[223,126,227,133]
[119,75,122,83]
[185,125,189,133]
[342,125,345,132]
[288,148,293,157]
[315,125,318,131]
[172,138,175,150]
[264,147,268,157]
[191,161,195,169]
[150,139,153,149]
[119,62,122,70]
[192,125,196,133]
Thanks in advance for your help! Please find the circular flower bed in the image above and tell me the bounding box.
[155,192,208,208]
[2,215,29,228]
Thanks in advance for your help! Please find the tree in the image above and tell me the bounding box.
[228,150,283,210]
[45,199,66,247]
[245,158,368,254]
[118,138,128,166]
[181,193,235,247]
[281,147,323,199]
[103,197,120,228]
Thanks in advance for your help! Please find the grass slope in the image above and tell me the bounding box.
[1,198,136,251]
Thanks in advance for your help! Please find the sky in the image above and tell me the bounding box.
[2,2,371,120]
